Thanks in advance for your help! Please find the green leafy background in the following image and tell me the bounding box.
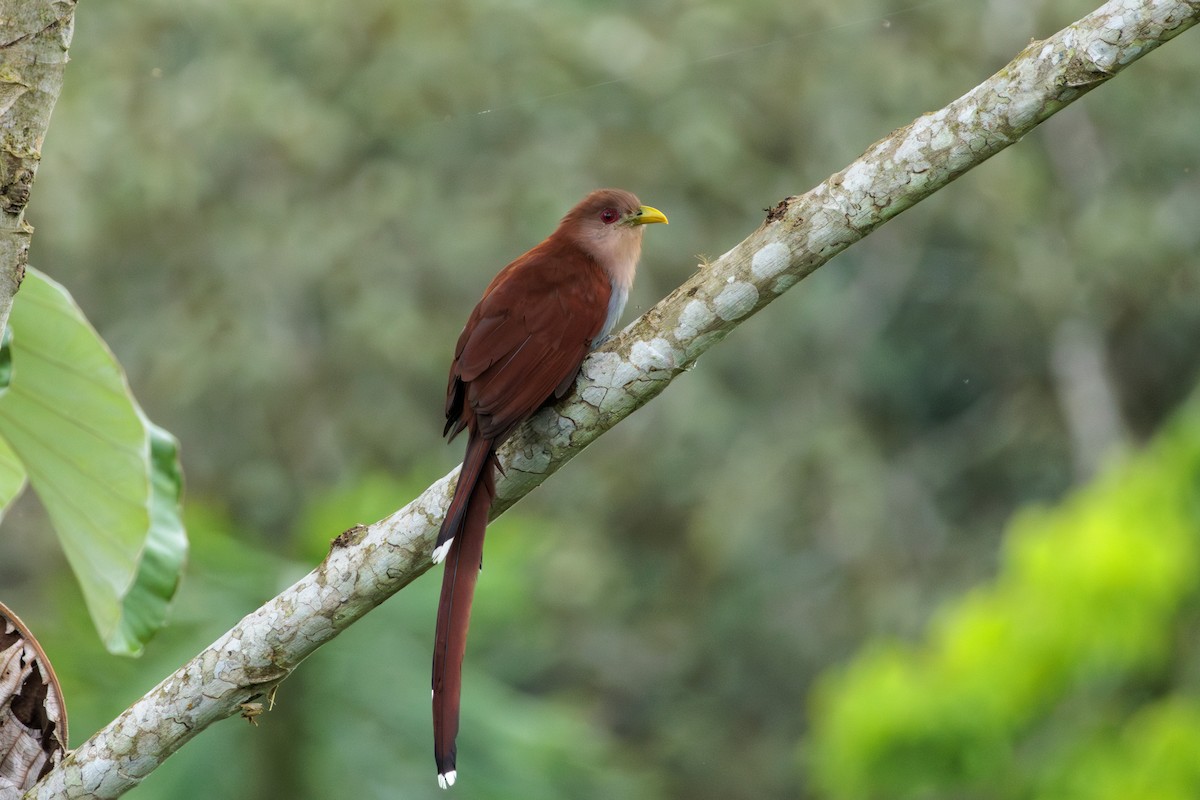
[2,0,1198,797]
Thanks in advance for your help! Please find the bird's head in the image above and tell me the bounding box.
[557,188,668,288]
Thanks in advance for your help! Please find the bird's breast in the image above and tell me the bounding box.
[595,280,629,348]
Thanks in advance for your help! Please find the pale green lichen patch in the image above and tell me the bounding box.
[750,241,789,280]
[505,442,552,476]
[772,274,799,294]
[675,298,716,340]
[840,160,876,196]
[629,338,676,373]
[80,758,116,792]
[713,281,759,321]
[582,350,641,391]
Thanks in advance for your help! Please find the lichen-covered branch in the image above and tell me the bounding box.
[493,0,1199,508]
[29,0,1199,796]
[0,0,75,335]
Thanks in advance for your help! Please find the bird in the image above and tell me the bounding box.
[431,188,667,789]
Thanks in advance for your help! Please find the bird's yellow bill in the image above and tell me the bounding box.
[632,205,668,225]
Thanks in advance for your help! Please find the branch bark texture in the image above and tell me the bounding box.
[0,0,75,335]
[30,0,1200,796]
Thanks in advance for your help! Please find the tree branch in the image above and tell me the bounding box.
[29,0,1200,796]
[0,0,75,335]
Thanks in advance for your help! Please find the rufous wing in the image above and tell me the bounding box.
[446,239,612,444]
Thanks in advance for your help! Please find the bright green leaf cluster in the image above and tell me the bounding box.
[1039,698,1200,800]
[809,397,1200,799]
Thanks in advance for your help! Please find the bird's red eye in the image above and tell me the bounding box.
[600,208,620,224]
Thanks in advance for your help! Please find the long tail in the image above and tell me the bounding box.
[432,434,496,789]
[432,432,493,565]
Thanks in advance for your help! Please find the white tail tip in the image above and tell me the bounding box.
[431,538,454,564]
[438,770,457,789]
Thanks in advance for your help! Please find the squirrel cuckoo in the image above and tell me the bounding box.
[432,189,667,788]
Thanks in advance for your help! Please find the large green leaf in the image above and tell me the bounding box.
[0,329,24,520]
[0,269,186,655]
[0,433,26,524]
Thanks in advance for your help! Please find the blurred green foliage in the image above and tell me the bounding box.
[810,394,1200,797]
[1,0,1198,797]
